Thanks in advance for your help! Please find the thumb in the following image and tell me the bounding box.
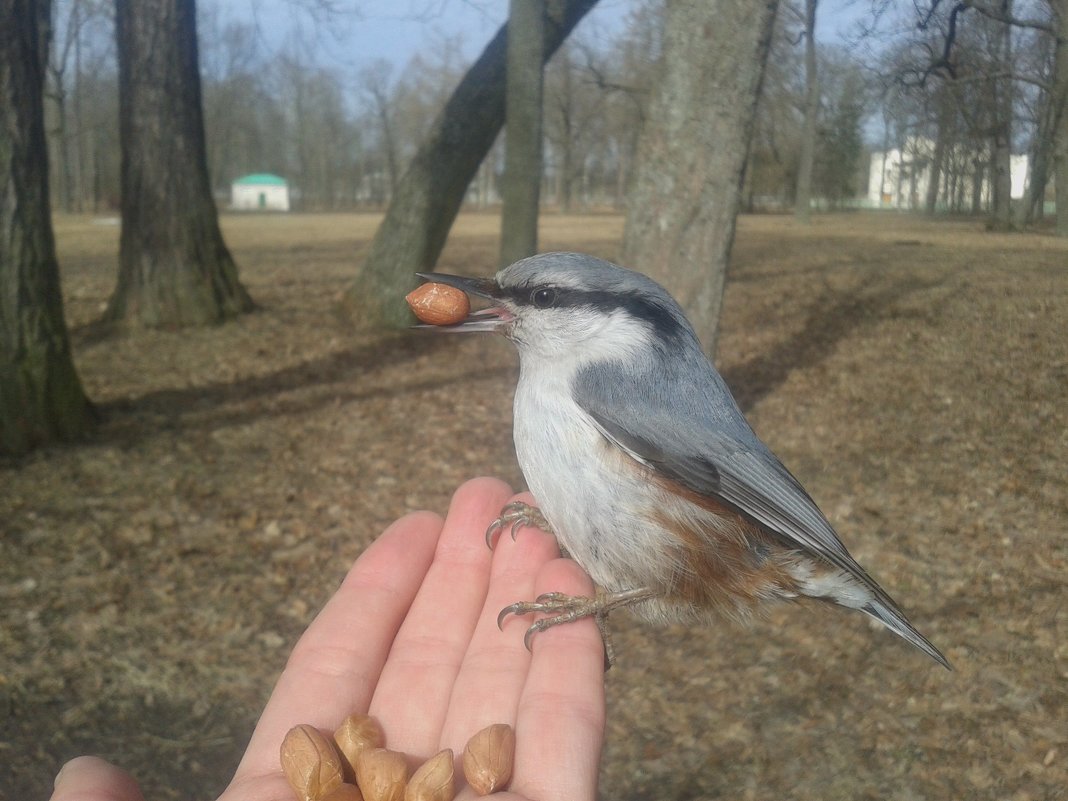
[50,756,145,801]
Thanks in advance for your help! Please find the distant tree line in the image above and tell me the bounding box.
[860,0,1067,233]
[41,0,884,217]
[747,4,869,212]
[42,0,661,213]
[37,0,1068,231]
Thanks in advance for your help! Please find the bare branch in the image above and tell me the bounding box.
[959,0,1055,35]
[573,40,644,100]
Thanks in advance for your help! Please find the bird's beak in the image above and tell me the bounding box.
[412,272,513,333]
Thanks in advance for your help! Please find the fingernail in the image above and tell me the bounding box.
[54,760,73,789]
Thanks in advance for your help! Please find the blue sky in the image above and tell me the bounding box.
[209,0,639,71]
[204,0,870,84]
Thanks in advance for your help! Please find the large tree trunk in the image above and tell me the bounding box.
[341,0,599,329]
[107,0,253,328]
[1016,84,1055,226]
[1052,0,1068,236]
[1,0,94,455]
[990,5,1014,230]
[794,0,818,223]
[622,0,779,355]
[499,0,546,266]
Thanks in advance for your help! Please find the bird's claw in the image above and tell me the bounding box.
[484,501,552,549]
[497,592,601,645]
[495,587,658,667]
[496,591,619,666]
[495,591,570,631]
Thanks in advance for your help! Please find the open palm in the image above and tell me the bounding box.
[50,478,606,801]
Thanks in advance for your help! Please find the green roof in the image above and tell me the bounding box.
[233,173,287,186]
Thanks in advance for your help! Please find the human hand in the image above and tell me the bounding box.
[49,477,606,801]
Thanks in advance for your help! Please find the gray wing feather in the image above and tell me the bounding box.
[587,408,886,596]
[572,347,895,601]
[574,359,950,668]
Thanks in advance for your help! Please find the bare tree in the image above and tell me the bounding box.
[1,0,94,454]
[500,0,546,266]
[199,10,269,190]
[813,52,865,205]
[988,1,1014,229]
[107,0,253,328]
[623,0,779,354]
[592,0,664,208]
[41,0,115,213]
[360,60,401,199]
[1050,0,1068,235]
[45,0,87,211]
[68,17,118,213]
[747,10,803,209]
[794,0,819,222]
[341,0,599,329]
[925,86,954,214]
[544,39,619,210]
[1016,36,1057,224]
[907,0,1067,232]
[965,0,1067,233]
[545,43,578,211]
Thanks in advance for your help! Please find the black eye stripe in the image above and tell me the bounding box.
[502,284,688,344]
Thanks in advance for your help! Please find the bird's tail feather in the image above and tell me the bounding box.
[862,600,952,670]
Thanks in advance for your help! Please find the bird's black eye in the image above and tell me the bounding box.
[530,287,558,308]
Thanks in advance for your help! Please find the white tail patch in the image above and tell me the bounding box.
[786,560,873,609]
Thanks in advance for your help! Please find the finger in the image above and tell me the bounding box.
[229,509,443,785]
[509,559,605,801]
[439,492,561,753]
[49,756,144,801]
[369,477,514,758]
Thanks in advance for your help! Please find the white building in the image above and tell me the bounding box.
[867,139,1028,210]
[230,173,290,211]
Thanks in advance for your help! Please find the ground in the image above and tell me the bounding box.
[1,212,1065,801]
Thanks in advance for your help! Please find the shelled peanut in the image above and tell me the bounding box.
[280,716,515,801]
[405,749,454,801]
[405,283,470,325]
[462,724,515,796]
[280,724,346,801]
[334,714,386,783]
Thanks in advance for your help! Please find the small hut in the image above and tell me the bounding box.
[231,173,290,212]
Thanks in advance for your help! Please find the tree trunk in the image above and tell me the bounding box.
[499,0,546,266]
[794,0,818,223]
[1052,0,1068,236]
[341,0,598,329]
[556,48,575,213]
[107,0,253,328]
[368,80,400,200]
[950,151,961,211]
[561,136,573,211]
[990,6,1014,229]
[622,0,779,355]
[971,156,984,214]
[926,97,951,215]
[1,0,94,455]
[72,1,84,212]
[908,146,919,207]
[1016,87,1054,226]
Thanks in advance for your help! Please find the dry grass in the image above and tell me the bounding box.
[1,210,1066,801]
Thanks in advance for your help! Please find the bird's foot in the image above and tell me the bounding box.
[497,587,657,667]
[485,501,553,549]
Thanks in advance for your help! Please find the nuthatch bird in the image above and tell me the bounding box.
[415,252,949,669]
